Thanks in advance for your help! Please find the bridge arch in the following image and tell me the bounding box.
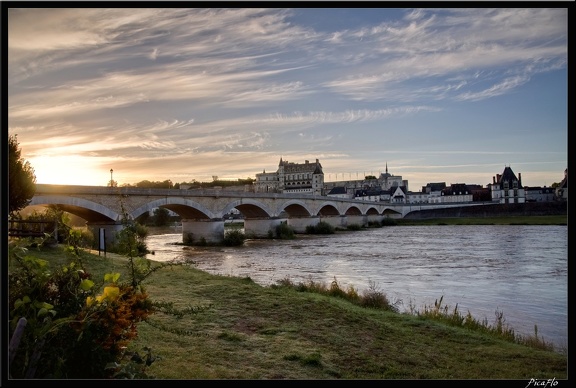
[365,207,380,216]
[29,195,120,222]
[316,203,340,216]
[381,207,402,217]
[130,198,215,220]
[343,205,362,216]
[222,199,273,219]
[277,200,314,217]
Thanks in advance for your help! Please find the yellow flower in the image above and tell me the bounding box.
[88,285,121,306]
[103,286,120,301]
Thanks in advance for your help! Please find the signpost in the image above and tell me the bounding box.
[99,228,106,257]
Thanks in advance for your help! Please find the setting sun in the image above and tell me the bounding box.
[29,155,110,186]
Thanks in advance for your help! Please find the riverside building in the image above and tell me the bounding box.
[253,158,324,195]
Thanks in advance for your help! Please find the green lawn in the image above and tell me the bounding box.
[8,242,568,380]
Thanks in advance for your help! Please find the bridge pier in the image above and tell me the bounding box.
[366,214,383,225]
[288,216,320,233]
[86,222,124,250]
[244,217,286,238]
[346,215,366,227]
[320,215,347,229]
[182,219,225,244]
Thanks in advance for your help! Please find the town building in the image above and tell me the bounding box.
[326,186,348,199]
[440,183,474,203]
[490,166,526,204]
[254,161,563,207]
[254,158,324,195]
[421,182,447,204]
[354,188,382,202]
[525,186,556,202]
[406,190,429,204]
[324,163,408,195]
[378,163,408,191]
[555,168,568,201]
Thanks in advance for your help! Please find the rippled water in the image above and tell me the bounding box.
[145,224,568,349]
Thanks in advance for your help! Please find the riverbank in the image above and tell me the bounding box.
[402,201,567,220]
[11,244,568,380]
[394,214,567,226]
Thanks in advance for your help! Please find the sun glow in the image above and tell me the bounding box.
[29,155,111,186]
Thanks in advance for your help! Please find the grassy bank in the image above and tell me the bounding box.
[9,244,568,380]
[395,214,567,226]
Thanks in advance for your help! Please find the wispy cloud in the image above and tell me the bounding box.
[7,7,567,188]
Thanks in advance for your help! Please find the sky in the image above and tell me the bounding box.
[6,7,568,191]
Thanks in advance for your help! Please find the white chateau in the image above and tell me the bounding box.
[254,158,324,195]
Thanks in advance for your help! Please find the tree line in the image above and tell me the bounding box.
[122,178,255,189]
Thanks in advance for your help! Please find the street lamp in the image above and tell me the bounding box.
[110,169,113,187]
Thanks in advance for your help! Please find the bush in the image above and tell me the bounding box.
[8,242,155,378]
[360,281,399,312]
[183,233,194,245]
[223,229,246,246]
[113,221,149,256]
[306,221,335,234]
[381,217,397,226]
[346,223,362,231]
[273,277,400,313]
[366,221,382,228]
[275,223,295,239]
[67,228,95,251]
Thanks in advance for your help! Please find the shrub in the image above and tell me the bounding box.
[223,229,246,246]
[328,277,348,298]
[8,242,155,378]
[113,220,149,256]
[366,221,382,228]
[275,223,295,239]
[346,223,362,231]
[360,281,399,312]
[381,217,397,226]
[305,221,335,234]
[285,278,397,311]
[414,295,554,350]
[183,233,194,245]
[8,201,161,379]
[66,228,95,254]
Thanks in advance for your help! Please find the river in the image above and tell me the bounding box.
[144,224,568,350]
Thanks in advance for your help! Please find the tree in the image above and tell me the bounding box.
[153,207,171,226]
[8,134,36,216]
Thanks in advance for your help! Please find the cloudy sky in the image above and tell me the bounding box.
[7,7,568,190]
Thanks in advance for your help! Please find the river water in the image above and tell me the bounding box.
[144,224,568,350]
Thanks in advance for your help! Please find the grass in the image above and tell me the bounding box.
[8,242,568,380]
[395,214,566,226]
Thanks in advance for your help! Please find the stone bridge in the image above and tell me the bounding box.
[30,184,488,246]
